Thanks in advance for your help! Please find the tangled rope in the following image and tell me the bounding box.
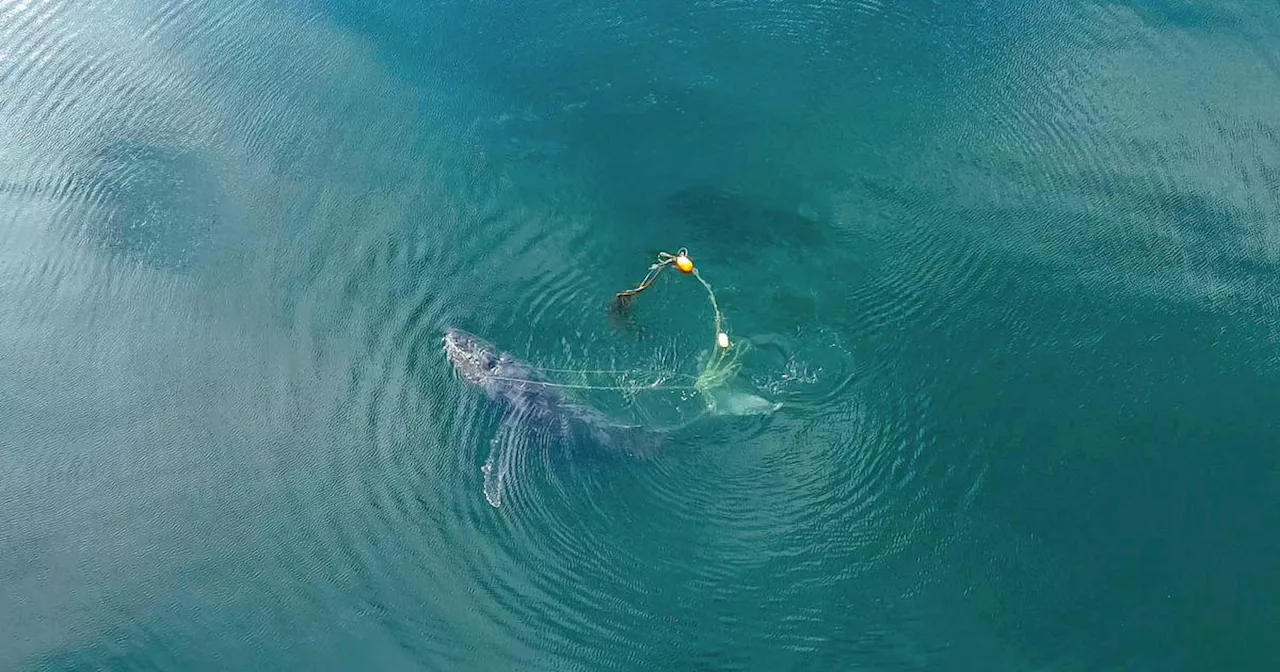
[610,248,739,393]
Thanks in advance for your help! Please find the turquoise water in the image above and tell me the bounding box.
[2,0,1278,669]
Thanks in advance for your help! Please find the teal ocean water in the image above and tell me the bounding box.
[2,0,1278,669]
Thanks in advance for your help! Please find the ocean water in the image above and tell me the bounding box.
[2,0,1278,670]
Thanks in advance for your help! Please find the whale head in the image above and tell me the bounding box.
[443,328,503,386]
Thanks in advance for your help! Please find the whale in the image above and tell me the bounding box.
[442,327,661,506]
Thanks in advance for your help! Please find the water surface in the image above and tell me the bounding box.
[2,0,1278,669]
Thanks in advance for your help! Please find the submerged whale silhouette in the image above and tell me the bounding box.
[442,327,662,507]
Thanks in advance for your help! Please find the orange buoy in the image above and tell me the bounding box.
[675,254,694,273]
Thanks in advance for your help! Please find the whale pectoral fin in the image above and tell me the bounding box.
[482,411,528,508]
[556,415,574,442]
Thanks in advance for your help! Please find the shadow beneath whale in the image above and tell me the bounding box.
[663,185,829,260]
